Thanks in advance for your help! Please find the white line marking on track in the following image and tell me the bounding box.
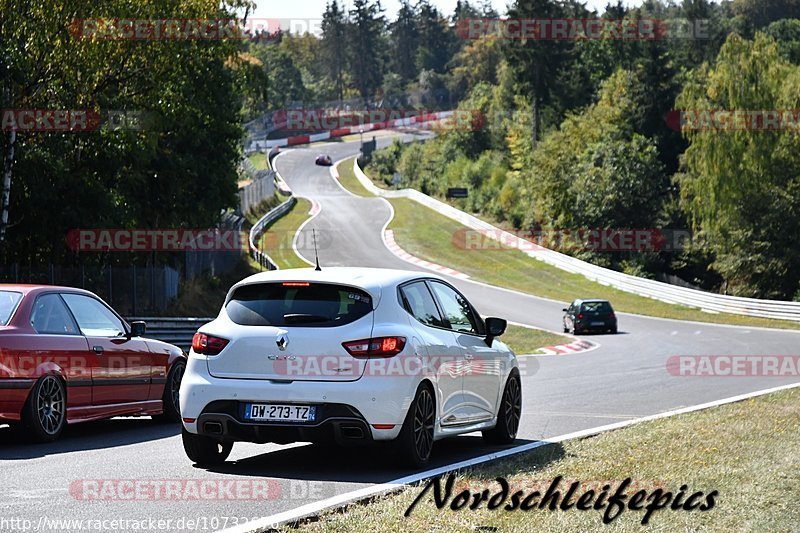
[217,382,800,533]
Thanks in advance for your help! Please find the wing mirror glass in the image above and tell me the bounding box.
[129,320,146,337]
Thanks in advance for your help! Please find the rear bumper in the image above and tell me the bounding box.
[575,320,616,332]
[195,401,374,445]
[0,379,34,422]
[180,356,414,441]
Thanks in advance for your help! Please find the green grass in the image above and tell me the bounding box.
[259,198,314,269]
[335,158,372,197]
[247,152,268,170]
[334,156,800,331]
[288,386,800,532]
[503,324,571,354]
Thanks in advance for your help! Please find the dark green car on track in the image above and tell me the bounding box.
[562,299,618,334]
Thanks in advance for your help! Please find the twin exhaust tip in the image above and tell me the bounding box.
[204,421,224,435]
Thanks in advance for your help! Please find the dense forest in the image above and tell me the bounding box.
[2,0,800,300]
[0,0,252,269]
[249,0,800,300]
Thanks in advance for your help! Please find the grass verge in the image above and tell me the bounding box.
[247,152,268,170]
[335,157,800,331]
[259,198,314,269]
[334,158,372,197]
[502,324,571,354]
[286,386,800,532]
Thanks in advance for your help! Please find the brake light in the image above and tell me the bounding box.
[282,282,310,286]
[192,332,229,355]
[342,336,406,358]
[577,313,584,320]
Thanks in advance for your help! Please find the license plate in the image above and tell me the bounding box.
[591,321,605,326]
[244,404,316,422]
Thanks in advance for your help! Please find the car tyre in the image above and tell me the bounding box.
[182,427,233,465]
[22,375,67,443]
[482,372,521,445]
[395,383,435,469]
[154,359,186,423]
[610,326,618,334]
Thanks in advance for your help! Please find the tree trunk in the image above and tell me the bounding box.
[0,129,15,242]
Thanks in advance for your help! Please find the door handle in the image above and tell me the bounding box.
[93,345,104,354]
[464,353,474,360]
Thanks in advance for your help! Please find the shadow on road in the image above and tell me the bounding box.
[0,418,180,460]
[203,435,562,485]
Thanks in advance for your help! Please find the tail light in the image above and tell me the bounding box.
[342,336,406,358]
[577,313,584,320]
[192,332,229,355]
[609,312,615,318]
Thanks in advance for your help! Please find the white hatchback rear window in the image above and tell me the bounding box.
[226,283,373,327]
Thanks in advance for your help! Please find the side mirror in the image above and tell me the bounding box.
[129,321,146,337]
[484,317,507,346]
[562,308,568,312]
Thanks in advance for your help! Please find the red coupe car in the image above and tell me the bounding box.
[0,285,186,442]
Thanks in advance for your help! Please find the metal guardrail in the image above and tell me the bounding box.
[248,146,297,270]
[249,196,296,270]
[127,317,214,350]
[353,160,800,322]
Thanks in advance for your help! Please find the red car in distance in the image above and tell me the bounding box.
[0,285,186,442]
[315,154,333,166]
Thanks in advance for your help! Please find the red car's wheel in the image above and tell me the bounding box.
[22,375,66,443]
[154,359,185,423]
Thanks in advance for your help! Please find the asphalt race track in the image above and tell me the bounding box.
[2,133,799,531]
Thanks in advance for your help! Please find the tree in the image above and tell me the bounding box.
[0,0,247,264]
[252,44,307,108]
[414,0,454,74]
[452,0,481,22]
[732,0,800,30]
[765,18,800,63]
[446,36,502,102]
[676,33,800,298]
[348,0,387,106]
[504,0,570,145]
[391,0,418,83]
[321,0,349,101]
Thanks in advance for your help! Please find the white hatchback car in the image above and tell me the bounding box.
[180,267,521,467]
